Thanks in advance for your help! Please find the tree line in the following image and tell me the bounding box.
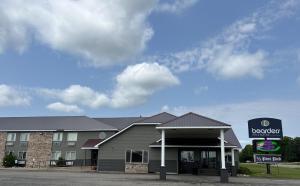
[239,136,300,162]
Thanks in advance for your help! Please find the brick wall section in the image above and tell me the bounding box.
[125,163,148,173]
[0,132,7,167]
[26,132,53,168]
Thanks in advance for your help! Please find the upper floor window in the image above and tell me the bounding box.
[6,133,16,142]
[67,132,77,141]
[20,133,30,142]
[53,132,63,141]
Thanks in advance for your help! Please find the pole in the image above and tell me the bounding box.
[265,137,271,174]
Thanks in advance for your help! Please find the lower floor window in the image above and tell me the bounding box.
[51,151,61,160]
[18,151,27,160]
[125,150,148,163]
[65,151,76,160]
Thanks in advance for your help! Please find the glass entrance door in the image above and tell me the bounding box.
[200,150,217,169]
[179,150,195,174]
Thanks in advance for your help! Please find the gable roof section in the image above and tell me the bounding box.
[0,116,117,131]
[94,117,147,130]
[137,112,177,123]
[81,139,103,149]
[224,128,242,149]
[157,112,231,129]
[95,112,177,147]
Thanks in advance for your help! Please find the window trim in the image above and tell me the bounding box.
[125,149,149,164]
[18,151,27,160]
[51,151,62,160]
[67,132,78,142]
[65,151,76,161]
[20,133,30,142]
[6,133,16,142]
[53,132,63,142]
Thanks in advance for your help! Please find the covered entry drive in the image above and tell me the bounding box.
[156,113,241,183]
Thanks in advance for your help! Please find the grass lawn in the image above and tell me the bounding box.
[240,163,300,179]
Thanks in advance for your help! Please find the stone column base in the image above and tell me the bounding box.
[231,166,237,176]
[160,166,166,180]
[220,169,229,183]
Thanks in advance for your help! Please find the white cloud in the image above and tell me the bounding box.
[148,0,300,79]
[111,62,180,107]
[162,99,300,146]
[155,0,198,14]
[39,63,179,110]
[0,0,155,66]
[297,76,300,85]
[47,102,83,113]
[0,84,30,107]
[39,85,110,109]
[194,86,208,95]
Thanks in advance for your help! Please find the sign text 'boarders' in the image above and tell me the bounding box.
[248,118,283,138]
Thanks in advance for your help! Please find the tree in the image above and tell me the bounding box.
[2,153,16,167]
[282,136,293,161]
[239,144,253,162]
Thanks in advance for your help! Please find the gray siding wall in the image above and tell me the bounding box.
[4,132,28,157]
[51,131,115,162]
[3,131,115,165]
[98,125,179,173]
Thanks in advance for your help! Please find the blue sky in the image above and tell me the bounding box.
[0,0,300,146]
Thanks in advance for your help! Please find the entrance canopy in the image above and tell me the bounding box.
[156,112,241,183]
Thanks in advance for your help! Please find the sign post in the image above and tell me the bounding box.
[248,118,283,175]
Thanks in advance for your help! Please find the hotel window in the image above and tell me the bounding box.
[51,151,61,160]
[18,151,27,160]
[65,151,76,160]
[6,133,16,141]
[53,132,63,141]
[20,133,30,142]
[125,150,149,164]
[67,132,78,141]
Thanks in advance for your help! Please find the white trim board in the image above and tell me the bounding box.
[149,145,238,148]
[94,123,159,148]
[156,126,231,129]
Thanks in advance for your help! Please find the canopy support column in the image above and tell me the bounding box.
[220,129,228,183]
[160,129,166,180]
[231,148,237,176]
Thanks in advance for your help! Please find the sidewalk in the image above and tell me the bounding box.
[0,166,97,173]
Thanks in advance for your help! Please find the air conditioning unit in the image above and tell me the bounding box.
[53,141,61,146]
[50,161,57,166]
[67,142,76,146]
[66,161,74,166]
[6,142,14,146]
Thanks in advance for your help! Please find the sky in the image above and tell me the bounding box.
[1,0,300,147]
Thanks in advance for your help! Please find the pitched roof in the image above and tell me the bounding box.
[81,139,103,149]
[0,116,117,131]
[94,117,147,130]
[224,128,242,149]
[157,112,231,128]
[137,112,177,123]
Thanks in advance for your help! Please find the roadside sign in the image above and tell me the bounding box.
[252,140,281,154]
[254,154,282,163]
[248,118,283,138]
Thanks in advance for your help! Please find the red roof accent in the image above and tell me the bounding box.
[82,139,102,148]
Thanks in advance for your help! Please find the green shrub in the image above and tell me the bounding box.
[56,157,65,167]
[238,166,252,175]
[2,153,16,167]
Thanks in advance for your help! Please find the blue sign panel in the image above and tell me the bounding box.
[248,118,283,138]
[254,154,282,163]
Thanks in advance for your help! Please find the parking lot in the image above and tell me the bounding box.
[0,169,300,186]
